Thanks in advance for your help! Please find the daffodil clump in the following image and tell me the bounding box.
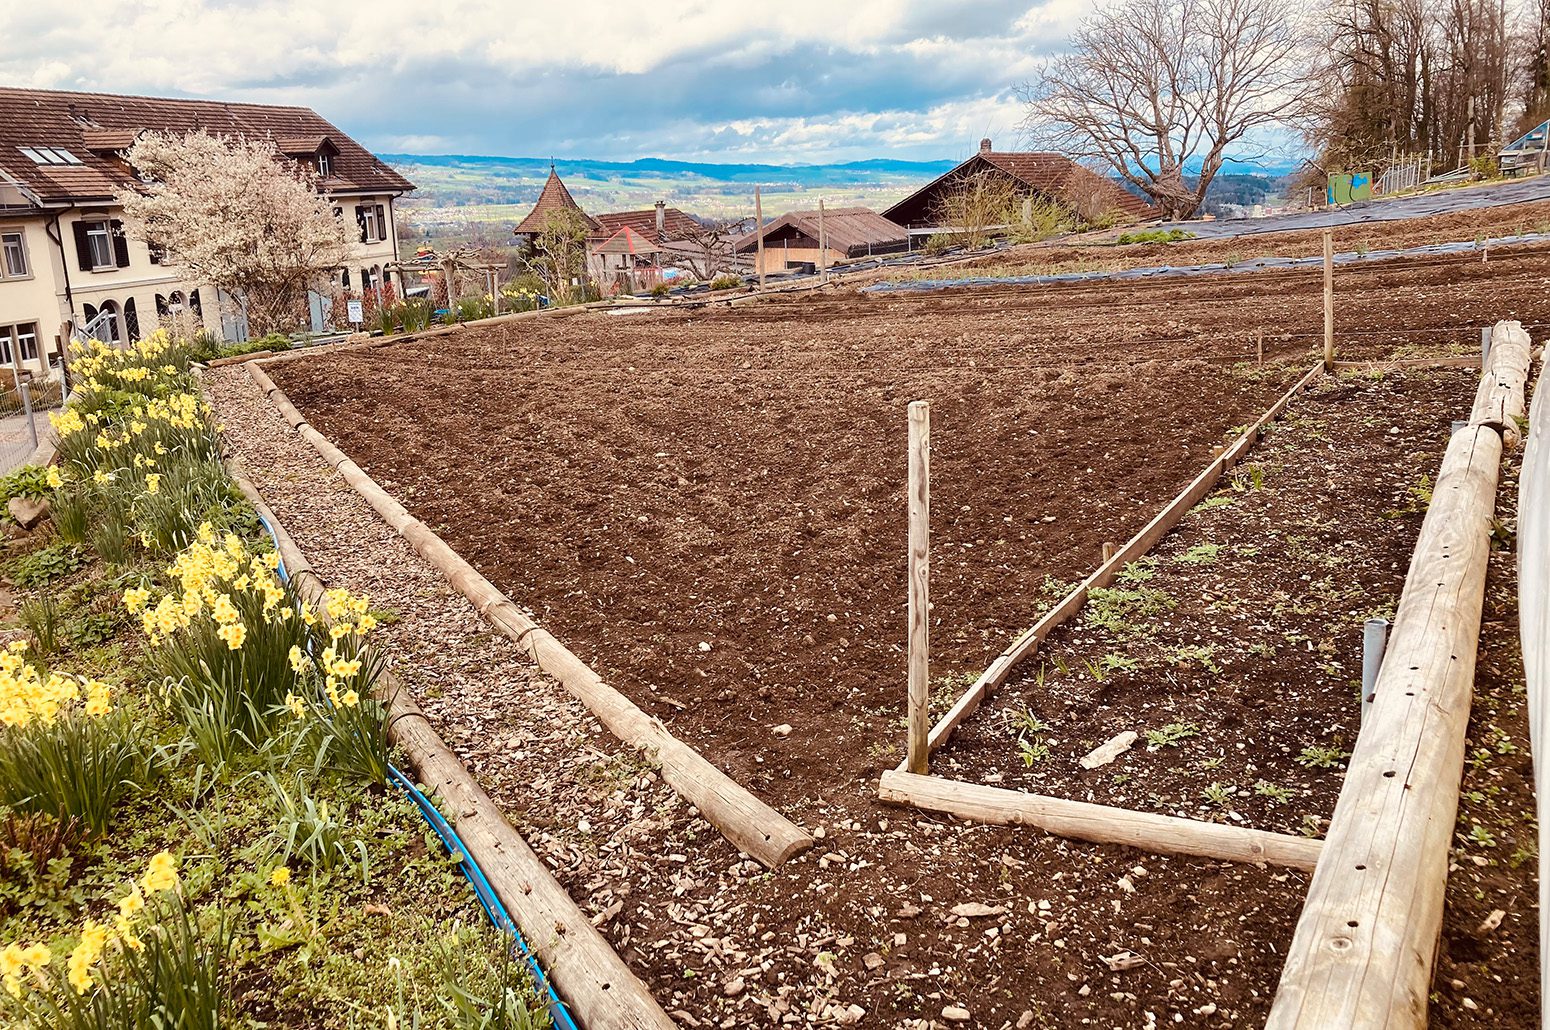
[137,529,390,782]
[3,851,176,999]
[0,642,112,728]
[0,850,229,1028]
[0,640,143,834]
[48,330,230,555]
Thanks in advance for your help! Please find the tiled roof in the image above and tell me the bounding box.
[592,225,661,255]
[513,168,599,234]
[592,206,702,244]
[0,86,412,205]
[882,151,1153,226]
[734,207,908,257]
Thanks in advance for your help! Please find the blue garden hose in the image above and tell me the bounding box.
[257,513,580,1030]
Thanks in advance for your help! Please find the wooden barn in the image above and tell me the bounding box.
[734,207,908,275]
[883,139,1153,236]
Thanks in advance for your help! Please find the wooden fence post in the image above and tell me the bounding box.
[906,400,931,774]
[1323,229,1335,370]
[754,185,766,290]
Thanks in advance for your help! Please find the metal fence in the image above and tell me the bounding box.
[0,372,66,475]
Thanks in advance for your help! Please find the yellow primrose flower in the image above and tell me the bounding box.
[19,944,48,969]
[123,586,151,613]
[45,467,63,489]
[0,944,23,977]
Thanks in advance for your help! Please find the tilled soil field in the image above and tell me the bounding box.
[253,250,1543,1027]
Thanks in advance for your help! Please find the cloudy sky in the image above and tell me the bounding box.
[0,0,1089,164]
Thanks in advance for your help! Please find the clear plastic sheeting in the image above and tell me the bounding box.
[862,233,1550,295]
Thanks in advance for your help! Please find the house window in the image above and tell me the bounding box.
[0,230,27,278]
[360,205,380,243]
[86,223,112,268]
[73,219,128,271]
[0,323,39,365]
[19,146,81,166]
[317,152,332,177]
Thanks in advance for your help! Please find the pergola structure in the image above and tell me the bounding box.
[388,247,505,311]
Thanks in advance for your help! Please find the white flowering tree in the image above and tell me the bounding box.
[117,132,353,337]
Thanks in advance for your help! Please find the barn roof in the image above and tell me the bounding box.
[0,86,412,204]
[514,167,599,235]
[882,145,1153,226]
[734,206,908,257]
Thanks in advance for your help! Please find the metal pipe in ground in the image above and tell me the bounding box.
[1361,617,1389,723]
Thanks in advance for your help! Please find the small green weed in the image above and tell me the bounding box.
[1145,722,1200,750]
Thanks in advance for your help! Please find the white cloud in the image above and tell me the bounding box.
[0,1,1089,161]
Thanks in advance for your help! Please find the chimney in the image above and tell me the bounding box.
[655,200,666,235]
[980,138,993,153]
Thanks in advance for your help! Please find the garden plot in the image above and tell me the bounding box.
[942,369,1480,834]
[248,253,1550,1026]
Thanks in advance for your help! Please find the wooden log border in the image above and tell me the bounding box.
[222,459,678,1030]
[880,771,1323,871]
[1266,321,1534,1030]
[242,362,813,869]
[920,360,1327,756]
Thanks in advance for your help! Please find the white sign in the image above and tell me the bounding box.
[346,299,364,324]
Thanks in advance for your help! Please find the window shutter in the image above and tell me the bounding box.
[111,220,130,268]
[375,205,386,241]
[355,206,367,243]
[72,222,92,271]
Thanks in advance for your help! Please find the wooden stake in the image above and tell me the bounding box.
[1256,329,1264,364]
[1101,541,1117,563]
[1322,229,1334,370]
[906,400,931,774]
[818,199,828,284]
[754,185,766,290]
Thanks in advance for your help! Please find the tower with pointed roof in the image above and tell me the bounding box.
[513,166,597,237]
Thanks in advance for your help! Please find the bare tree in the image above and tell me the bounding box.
[668,218,750,279]
[1022,0,1314,220]
[118,131,353,337]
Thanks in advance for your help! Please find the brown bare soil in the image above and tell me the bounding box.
[264,250,1542,1027]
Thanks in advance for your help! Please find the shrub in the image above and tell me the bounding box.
[649,281,672,298]
[708,273,742,291]
[1117,228,1196,245]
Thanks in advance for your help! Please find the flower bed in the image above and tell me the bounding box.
[0,333,550,1028]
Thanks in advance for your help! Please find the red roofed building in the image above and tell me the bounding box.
[0,86,414,360]
[882,139,1153,234]
[513,166,598,236]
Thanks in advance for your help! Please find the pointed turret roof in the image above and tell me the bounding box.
[514,166,598,235]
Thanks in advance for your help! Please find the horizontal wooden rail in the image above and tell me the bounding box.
[244,362,812,868]
[221,459,677,1030]
[920,360,1326,755]
[880,771,1322,871]
[1267,320,1532,1029]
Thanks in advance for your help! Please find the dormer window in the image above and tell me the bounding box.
[317,152,332,177]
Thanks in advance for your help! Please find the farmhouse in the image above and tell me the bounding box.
[0,87,412,371]
[734,206,909,275]
[882,138,1152,236]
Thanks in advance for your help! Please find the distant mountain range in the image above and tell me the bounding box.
[385,151,1306,243]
